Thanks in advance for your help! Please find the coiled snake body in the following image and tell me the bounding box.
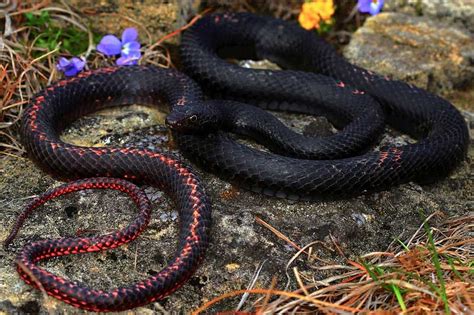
[6,67,211,312]
[6,12,469,312]
[170,12,469,199]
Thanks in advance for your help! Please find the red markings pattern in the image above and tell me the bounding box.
[12,66,211,311]
[378,147,404,167]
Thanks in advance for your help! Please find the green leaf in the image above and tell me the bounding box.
[391,283,407,312]
[423,217,451,315]
[396,238,410,251]
[23,11,97,57]
[445,255,465,281]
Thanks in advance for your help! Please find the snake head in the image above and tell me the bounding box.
[166,102,221,133]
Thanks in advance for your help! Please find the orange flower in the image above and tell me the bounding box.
[298,0,335,30]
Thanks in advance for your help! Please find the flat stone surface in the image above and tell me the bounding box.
[0,102,472,313]
[343,12,474,96]
[385,0,474,33]
[1,4,473,314]
[68,0,196,44]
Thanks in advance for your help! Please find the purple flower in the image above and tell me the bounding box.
[358,0,384,15]
[56,57,85,76]
[97,28,141,66]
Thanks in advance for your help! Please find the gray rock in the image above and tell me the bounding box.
[65,0,185,43]
[1,101,472,313]
[344,12,474,94]
[1,3,473,314]
[385,0,474,33]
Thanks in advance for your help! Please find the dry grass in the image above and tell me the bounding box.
[2,3,472,313]
[194,213,473,314]
[0,0,362,158]
[1,1,81,156]
[0,1,199,158]
[0,0,177,158]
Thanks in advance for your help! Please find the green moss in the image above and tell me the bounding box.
[414,0,424,16]
[24,11,100,57]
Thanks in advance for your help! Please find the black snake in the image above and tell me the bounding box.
[6,11,469,312]
[168,12,469,200]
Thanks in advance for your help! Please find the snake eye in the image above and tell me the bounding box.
[189,115,197,122]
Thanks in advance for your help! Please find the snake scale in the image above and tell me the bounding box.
[5,12,468,312]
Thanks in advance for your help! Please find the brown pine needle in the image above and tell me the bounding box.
[192,288,362,315]
[258,276,278,312]
[293,267,310,296]
[150,8,212,50]
[255,215,304,253]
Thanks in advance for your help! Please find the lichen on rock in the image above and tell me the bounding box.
[343,12,474,94]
